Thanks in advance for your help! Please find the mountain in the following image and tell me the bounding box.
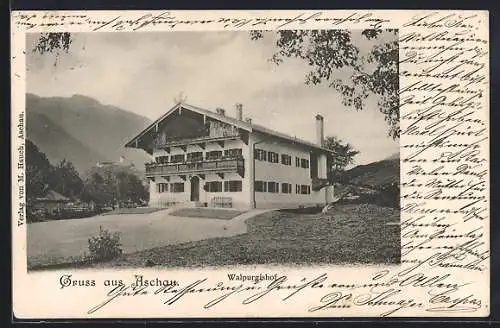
[333,154,400,208]
[343,154,400,188]
[26,93,152,175]
[27,111,105,173]
[384,152,399,161]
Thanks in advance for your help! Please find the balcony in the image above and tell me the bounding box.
[145,157,245,179]
[153,134,247,151]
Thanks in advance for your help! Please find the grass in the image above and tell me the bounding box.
[170,208,245,220]
[104,203,400,268]
[27,208,246,270]
[101,207,164,215]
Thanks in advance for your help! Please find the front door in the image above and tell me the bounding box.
[190,176,200,201]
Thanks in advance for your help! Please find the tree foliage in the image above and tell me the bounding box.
[32,33,72,55]
[51,159,84,198]
[32,32,73,67]
[251,29,399,139]
[324,136,360,170]
[26,138,147,211]
[26,139,52,201]
[323,135,360,183]
[81,172,115,206]
[26,139,84,200]
[81,165,148,207]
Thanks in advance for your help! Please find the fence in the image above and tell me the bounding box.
[28,205,100,222]
[211,196,233,208]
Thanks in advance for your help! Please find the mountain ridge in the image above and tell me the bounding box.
[344,155,400,188]
[26,93,152,175]
[26,93,400,188]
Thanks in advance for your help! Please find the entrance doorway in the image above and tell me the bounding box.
[190,176,200,201]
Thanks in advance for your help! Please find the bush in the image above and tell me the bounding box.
[88,226,123,262]
[377,183,400,208]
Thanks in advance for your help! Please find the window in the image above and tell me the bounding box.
[170,183,184,193]
[171,154,185,163]
[300,185,311,195]
[224,180,242,192]
[268,182,279,193]
[224,148,242,158]
[156,156,169,164]
[281,183,292,194]
[300,158,310,169]
[206,181,223,192]
[157,183,168,193]
[206,150,223,160]
[267,151,279,163]
[186,152,203,162]
[296,184,310,194]
[254,149,267,161]
[281,154,292,166]
[255,180,267,192]
[295,157,301,167]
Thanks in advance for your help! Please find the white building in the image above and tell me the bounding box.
[125,102,334,209]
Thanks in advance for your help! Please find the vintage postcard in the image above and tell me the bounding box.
[11,10,489,318]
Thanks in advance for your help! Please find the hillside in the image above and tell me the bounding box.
[26,111,105,173]
[343,154,400,188]
[26,93,152,174]
[333,154,400,208]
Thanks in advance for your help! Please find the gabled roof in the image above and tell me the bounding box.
[35,189,71,202]
[125,102,335,154]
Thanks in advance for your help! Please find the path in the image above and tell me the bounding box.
[27,208,274,267]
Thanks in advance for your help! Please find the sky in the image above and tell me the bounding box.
[26,31,399,165]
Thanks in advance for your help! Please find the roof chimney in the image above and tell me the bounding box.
[235,103,243,120]
[315,114,324,147]
[245,117,252,124]
[216,107,226,116]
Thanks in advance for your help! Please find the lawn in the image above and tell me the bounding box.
[103,203,400,268]
[27,208,250,270]
[170,208,245,220]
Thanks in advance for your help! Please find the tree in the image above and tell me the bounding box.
[26,141,83,199]
[32,33,72,55]
[323,136,360,183]
[25,139,52,201]
[26,140,84,221]
[81,172,115,207]
[81,165,148,207]
[50,159,84,199]
[116,171,148,203]
[32,32,73,67]
[250,29,399,139]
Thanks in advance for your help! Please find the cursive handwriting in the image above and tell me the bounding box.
[399,9,488,316]
[11,9,488,317]
[13,11,390,31]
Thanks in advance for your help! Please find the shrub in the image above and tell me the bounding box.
[88,226,123,262]
[377,183,400,208]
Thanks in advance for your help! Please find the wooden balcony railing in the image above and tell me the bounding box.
[153,134,242,148]
[145,157,245,177]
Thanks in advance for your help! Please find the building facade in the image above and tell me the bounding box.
[125,103,334,209]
